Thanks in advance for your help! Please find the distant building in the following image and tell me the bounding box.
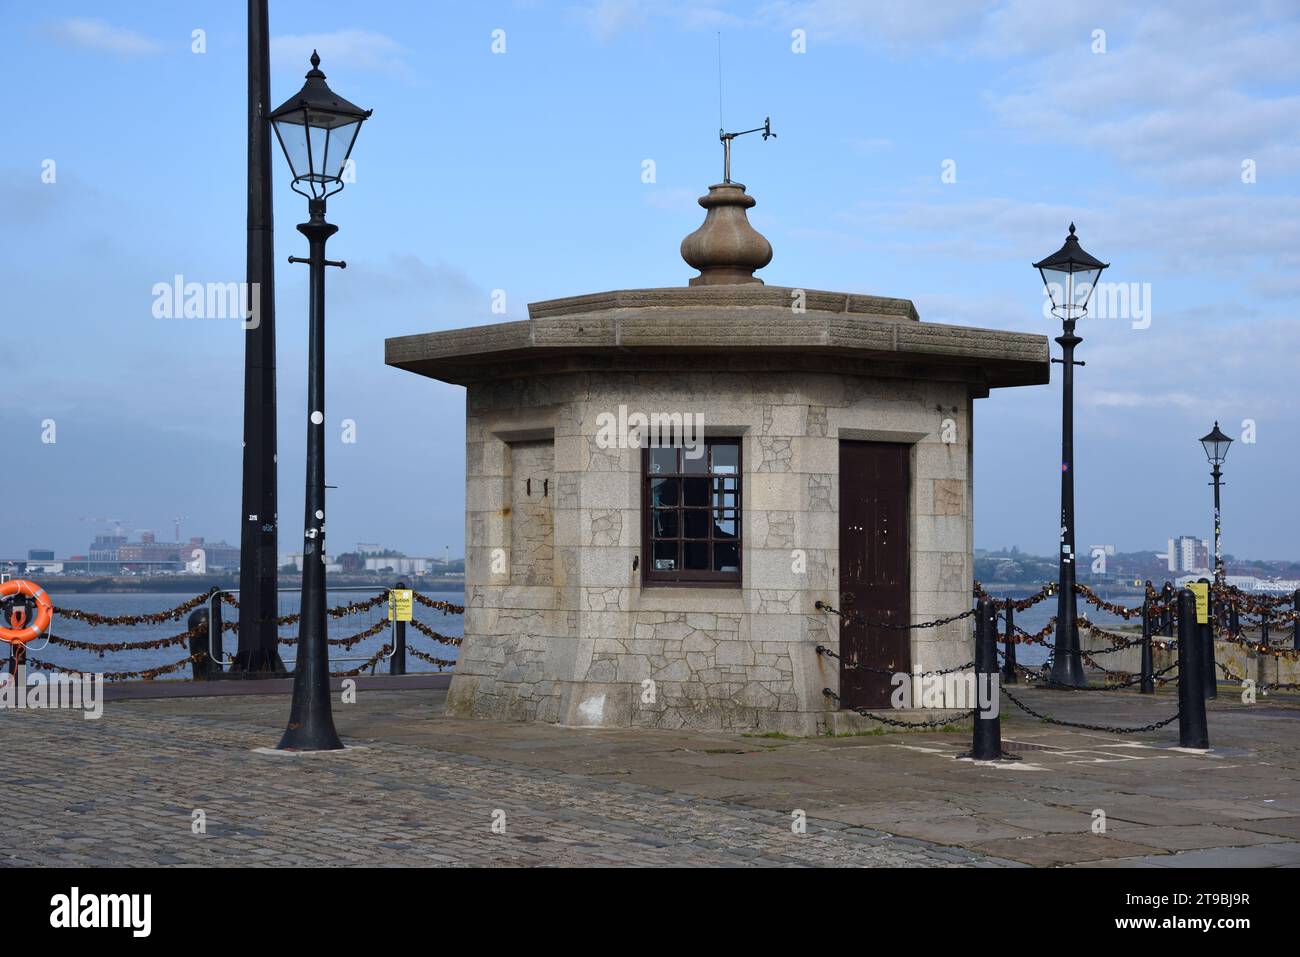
[27,549,54,561]
[88,534,127,564]
[282,552,341,573]
[1164,536,1209,574]
[118,532,182,573]
[363,555,443,575]
[178,537,240,572]
[113,532,240,574]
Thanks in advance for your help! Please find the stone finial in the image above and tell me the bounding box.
[680,182,773,286]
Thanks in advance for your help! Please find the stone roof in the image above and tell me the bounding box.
[385,285,1049,391]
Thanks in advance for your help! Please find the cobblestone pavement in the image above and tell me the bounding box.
[0,705,1011,867]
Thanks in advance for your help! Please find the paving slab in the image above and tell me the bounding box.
[1136,843,1300,868]
[875,816,1039,845]
[1111,824,1289,851]
[972,833,1167,866]
[1228,816,1300,840]
[3,683,1300,867]
[1175,798,1300,820]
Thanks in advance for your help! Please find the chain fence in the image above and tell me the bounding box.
[2,586,465,681]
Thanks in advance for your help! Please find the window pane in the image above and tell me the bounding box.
[649,478,678,507]
[712,478,738,509]
[712,442,739,474]
[682,444,708,473]
[714,542,739,572]
[683,478,709,507]
[683,510,709,539]
[644,435,742,582]
[651,509,678,538]
[648,447,677,475]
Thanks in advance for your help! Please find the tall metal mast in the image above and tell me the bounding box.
[236,0,284,674]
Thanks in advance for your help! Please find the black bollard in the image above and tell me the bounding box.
[1176,588,1209,749]
[1294,589,1300,652]
[1001,599,1018,684]
[1229,602,1240,639]
[390,581,407,676]
[1198,578,1217,700]
[187,607,217,681]
[1161,582,1174,636]
[961,597,1010,761]
[1139,592,1155,694]
[1260,615,1270,648]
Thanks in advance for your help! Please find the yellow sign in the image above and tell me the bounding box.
[1188,582,1209,625]
[388,589,413,622]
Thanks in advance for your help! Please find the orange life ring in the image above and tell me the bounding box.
[0,579,53,645]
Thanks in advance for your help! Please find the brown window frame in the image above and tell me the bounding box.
[641,438,742,587]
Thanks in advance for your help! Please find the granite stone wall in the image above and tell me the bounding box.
[446,363,976,734]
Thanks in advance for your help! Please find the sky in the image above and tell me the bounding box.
[2,1,1298,563]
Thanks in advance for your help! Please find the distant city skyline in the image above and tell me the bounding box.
[4,4,1297,563]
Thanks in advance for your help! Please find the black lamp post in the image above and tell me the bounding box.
[269,51,371,750]
[1200,422,1232,586]
[1033,224,1109,688]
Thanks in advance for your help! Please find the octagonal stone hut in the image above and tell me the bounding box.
[386,179,1048,735]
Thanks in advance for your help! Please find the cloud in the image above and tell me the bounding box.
[756,2,1300,186]
[837,192,1300,286]
[271,30,411,80]
[643,186,700,211]
[984,19,1300,186]
[44,18,160,56]
[579,0,652,41]
[1090,390,1202,410]
[572,1,744,42]
[760,0,991,50]
[330,253,500,325]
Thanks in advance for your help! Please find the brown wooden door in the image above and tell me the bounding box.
[838,441,911,709]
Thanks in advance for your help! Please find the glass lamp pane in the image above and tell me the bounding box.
[1071,267,1101,310]
[321,119,360,181]
[273,113,311,181]
[1039,268,1065,312]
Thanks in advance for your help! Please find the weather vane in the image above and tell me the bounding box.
[719,117,775,184]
